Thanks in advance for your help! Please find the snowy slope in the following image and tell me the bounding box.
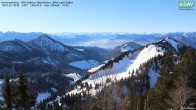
[67,43,166,95]
[88,64,105,73]
[67,38,186,95]
[90,45,164,80]
[36,92,51,103]
[121,46,134,52]
[165,37,183,51]
[120,42,141,52]
[64,73,82,82]
[149,67,159,87]
[69,60,99,69]
[109,42,142,58]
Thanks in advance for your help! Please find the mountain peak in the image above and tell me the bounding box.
[37,34,54,41]
[30,34,70,53]
[164,37,184,51]
[165,36,176,41]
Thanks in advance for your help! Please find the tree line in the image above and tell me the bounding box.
[0,71,37,110]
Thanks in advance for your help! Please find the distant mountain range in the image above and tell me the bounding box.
[0,34,109,74]
[0,32,196,48]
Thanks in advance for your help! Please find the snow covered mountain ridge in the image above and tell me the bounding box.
[67,37,188,95]
[108,41,142,58]
[88,37,184,73]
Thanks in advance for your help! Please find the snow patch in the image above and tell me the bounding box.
[75,48,84,52]
[0,96,3,101]
[64,73,82,82]
[149,68,159,87]
[166,38,178,51]
[69,60,99,69]
[51,88,58,92]
[36,92,51,103]
[88,64,105,73]
[121,46,134,52]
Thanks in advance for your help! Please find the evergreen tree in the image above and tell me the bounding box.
[2,73,13,110]
[15,71,35,109]
[181,47,196,89]
[168,47,196,109]
[149,53,175,110]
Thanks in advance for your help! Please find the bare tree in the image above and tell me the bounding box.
[168,75,196,110]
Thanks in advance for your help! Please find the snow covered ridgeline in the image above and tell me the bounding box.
[69,60,99,70]
[68,45,166,95]
[120,42,141,52]
[67,38,185,95]
[165,37,183,51]
[91,44,164,81]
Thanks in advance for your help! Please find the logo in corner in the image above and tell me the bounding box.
[179,1,194,10]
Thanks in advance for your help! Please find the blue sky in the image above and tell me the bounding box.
[0,0,195,33]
